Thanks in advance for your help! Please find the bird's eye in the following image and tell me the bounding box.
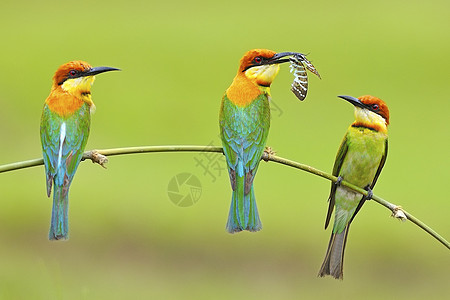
[69,70,77,76]
[372,104,379,110]
[254,57,262,64]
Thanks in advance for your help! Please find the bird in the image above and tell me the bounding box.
[219,49,305,233]
[40,60,119,240]
[318,95,390,279]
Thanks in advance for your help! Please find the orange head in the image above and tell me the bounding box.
[227,49,298,106]
[52,60,119,94]
[238,49,277,71]
[338,95,390,132]
[46,61,119,116]
[53,61,92,87]
[238,49,285,86]
[358,95,390,125]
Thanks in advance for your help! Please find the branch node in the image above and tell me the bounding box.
[391,206,407,221]
[89,150,109,169]
[262,147,276,162]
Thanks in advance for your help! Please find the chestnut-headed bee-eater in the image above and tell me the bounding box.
[219,49,302,233]
[40,61,119,240]
[319,95,390,279]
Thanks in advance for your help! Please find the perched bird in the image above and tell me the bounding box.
[319,95,390,279]
[40,61,119,240]
[219,49,303,233]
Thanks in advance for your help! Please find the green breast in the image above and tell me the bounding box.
[339,126,387,187]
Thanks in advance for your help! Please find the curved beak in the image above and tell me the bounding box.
[266,52,302,65]
[338,95,367,109]
[82,66,121,77]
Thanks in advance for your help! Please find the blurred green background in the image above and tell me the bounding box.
[0,0,449,299]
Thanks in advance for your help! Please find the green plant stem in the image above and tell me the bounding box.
[0,145,448,250]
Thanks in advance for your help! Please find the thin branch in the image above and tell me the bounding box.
[0,145,448,250]
[264,154,450,250]
[0,145,222,173]
[0,157,44,173]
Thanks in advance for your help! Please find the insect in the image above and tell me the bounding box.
[289,53,321,101]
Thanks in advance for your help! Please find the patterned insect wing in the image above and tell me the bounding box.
[289,57,308,101]
[297,53,321,79]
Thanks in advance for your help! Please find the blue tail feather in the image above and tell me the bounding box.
[49,185,69,240]
[226,181,262,233]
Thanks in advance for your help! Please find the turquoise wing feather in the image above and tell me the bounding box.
[219,93,270,232]
[40,103,91,240]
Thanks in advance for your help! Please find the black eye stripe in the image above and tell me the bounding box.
[57,69,82,85]
[242,56,269,72]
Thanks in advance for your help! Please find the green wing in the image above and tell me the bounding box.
[40,104,91,196]
[219,93,270,190]
[324,133,349,229]
[370,139,388,189]
[219,93,270,232]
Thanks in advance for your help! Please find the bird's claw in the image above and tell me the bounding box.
[363,185,373,200]
[335,176,343,186]
[262,147,276,162]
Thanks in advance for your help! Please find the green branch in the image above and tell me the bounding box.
[0,145,448,250]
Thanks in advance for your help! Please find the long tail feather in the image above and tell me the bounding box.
[49,185,69,240]
[318,225,350,279]
[226,176,261,233]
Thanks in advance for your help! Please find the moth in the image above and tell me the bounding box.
[289,53,321,101]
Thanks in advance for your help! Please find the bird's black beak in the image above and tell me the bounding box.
[338,95,367,109]
[266,52,300,65]
[82,66,121,77]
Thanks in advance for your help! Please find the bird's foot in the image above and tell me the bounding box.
[262,147,276,162]
[391,206,407,221]
[335,176,343,186]
[363,185,373,200]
